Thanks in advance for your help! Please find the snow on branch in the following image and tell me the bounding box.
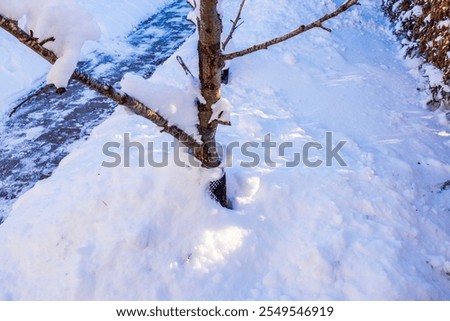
[0,0,101,89]
[0,13,201,152]
[0,15,58,63]
[222,0,360,61]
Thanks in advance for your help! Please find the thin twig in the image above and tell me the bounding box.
[319,25,332,32]
[186,0,197,25]
[222,0,359,60]
[211,119,231,127]
[176,55,194,77]
[222,0,247,51]
[9,84,54,117]
[39,36,55,46]
[187,0,196,10]
[25,29,36,43]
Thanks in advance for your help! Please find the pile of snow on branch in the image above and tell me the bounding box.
[0,0,101,89]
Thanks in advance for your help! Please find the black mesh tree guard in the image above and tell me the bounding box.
[209,171,231,209]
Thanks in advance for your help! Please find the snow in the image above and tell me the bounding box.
[0,0,171,115]
[78,0,171,40]
[0,32,48,113]
[0,0,101,89]
[211,97,232,123]
[411,5,423,17]
[120,72,201,140]
[422,64,445,89]
[438,19,450,28]
[0,0,450,300]
[186,0,200,25]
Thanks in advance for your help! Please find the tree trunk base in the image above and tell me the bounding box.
[209,171,232,209]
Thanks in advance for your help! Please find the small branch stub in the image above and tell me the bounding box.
[39,36,55,46]
[176,55,194,77]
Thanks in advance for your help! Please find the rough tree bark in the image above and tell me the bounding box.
[197,0,229,207]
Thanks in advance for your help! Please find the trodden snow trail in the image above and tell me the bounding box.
[0,0,194,222]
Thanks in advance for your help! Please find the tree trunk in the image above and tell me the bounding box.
[197,0,229,208]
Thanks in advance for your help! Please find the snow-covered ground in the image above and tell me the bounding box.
[0,0,449,300]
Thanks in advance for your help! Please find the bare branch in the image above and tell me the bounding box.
[0,16,59,63]
[9,84,54,117]
[176,55,194,77]
[39,36,55,46]
[222,0,247,51]
[211,119,231,127]
[186,0,197,25]
[319,25,332,33]
[26,29,36,42]
[0,13,202,152]
[187,17,197,26]
[186,0,196,10]
[222,0,359,61]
